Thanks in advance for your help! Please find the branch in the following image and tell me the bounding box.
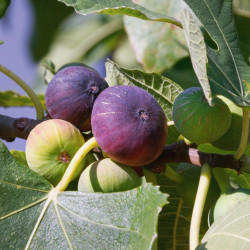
[0,114,248,172]
[148,140,242,172]
[0,114,41,141]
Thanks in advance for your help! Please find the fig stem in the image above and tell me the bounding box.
[55,137,98,192]
[164,165,184,183]
[0,64,44,120]
[234,109,249,160]
[212,168,231,194]
[189,163,211,250]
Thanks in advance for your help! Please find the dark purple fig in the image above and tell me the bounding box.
[45,66,109,131]
[91,85,168,166]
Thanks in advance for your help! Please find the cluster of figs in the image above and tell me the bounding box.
[25,63,248,196]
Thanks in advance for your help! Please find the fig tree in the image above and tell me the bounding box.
[26,119,86,186]
[209,188,250,224]
[91,85,168,166]
[212,96,250,151]
[45,65,109,131]
[172,87,232,145]
[78,158,141,193]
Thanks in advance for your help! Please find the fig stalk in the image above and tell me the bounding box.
[234,109,249,160]
[55,137,98,192]
[189,163,211,250]
[0,64,44,120]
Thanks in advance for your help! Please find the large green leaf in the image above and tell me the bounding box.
[124,0,188,73]
[0,90,46,109]
[0,141,168,249]
[58,0,182,26]
[183,0,250,108]
[105,60,183,144]
[180,9,212,105]
[197,198,250,249]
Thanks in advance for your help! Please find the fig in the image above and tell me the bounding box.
[91,85,167,166]
[212,96,250,151]
[172,87,232,145]
[57,62,98,73]
[209,188,250,224]
[45,65,109,131]
[78,158,141,193]
[26,119,85,186]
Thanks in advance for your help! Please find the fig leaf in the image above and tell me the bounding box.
[179,9,212,105]
[183,0,250,108]
[124,0,188,73]
[197,198,250,249]
[105,59,183,144]
[0,90,46,109]
[58,0,182,27]
[0,141,168,249]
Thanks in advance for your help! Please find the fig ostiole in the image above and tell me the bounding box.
[209,188,250,224]
[91,85,167,166]
[78,158,141,193]
[172,87,232,145]
[211,95,250,151]
[45,65,108,132]
[26,119,86,186]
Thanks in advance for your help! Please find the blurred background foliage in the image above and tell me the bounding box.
[1,0,250,92]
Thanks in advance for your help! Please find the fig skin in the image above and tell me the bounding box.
[172,87,232,145]
[78,158,141,193]
[209,188,250,224]
[91,85,168,166]
[45,66,109,131]
[212,96,250,151]
[26,119,85,186]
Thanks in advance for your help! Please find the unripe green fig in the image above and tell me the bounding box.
[26,119,85,186]
[211,96,250,151]
[78,158,141,193]
[209,188,250,224]
[172,87,232,145]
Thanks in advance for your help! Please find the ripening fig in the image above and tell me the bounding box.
[172,87,232,145]
[45,66,109,131]
[212,96,250,151]
[209,188,250,224]
[78,158,141,193]
[91,85,168,166]
[26,119,85,186]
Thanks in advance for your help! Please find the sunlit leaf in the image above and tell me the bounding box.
[197,198,250,249]
[0,141,168,249]
[58,0,182,27]
[183,0,250,108]
[180,9,212,105]
[124,0,188,73]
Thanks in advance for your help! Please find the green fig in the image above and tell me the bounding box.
[26,119,85,186]
[172,87,232,145]
[78,158,141,193]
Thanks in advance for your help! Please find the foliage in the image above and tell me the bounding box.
[1,0,250,249]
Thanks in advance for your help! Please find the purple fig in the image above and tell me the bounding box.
[45,66,108,131]
[91,85,168,166]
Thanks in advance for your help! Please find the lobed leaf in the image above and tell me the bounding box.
[183,0,250,108]
[197,198,250,249]
[0,141,168,249]
[58,0,182,27]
